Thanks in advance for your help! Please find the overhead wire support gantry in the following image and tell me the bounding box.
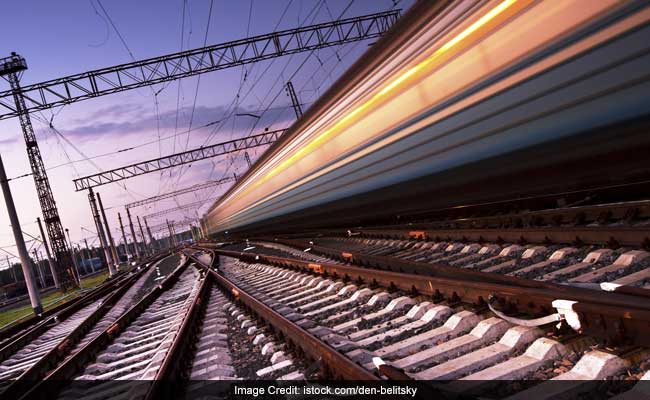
[73,128,285,190]
[0,9,400,270]
[0,11,400,120]
[143,198,217,220]
[125,176,237,209]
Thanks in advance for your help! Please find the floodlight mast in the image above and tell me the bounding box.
[0,53,77,289]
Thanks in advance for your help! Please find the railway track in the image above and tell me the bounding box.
[353,198,650,234]
[13,253,194,399]
[0,253,177,398]
[239,233,650,297]
[8,249,360,399]
[208,240,650,340]
[0,294,107,385]
[263,200,650,289]
[208,247,650,399]
[181,250,368,384]
[302,237,650,289]
[1,234,646,399]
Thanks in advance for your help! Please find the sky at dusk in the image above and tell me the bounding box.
[0,0,414,269]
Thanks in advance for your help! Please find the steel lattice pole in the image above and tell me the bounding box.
[97,192,119,272]
[6,72,77,289]
[36,216,60,289]
[144,217,156,252]
[137,216,148,256]
[88,188,115,276]
[118,212,131,261]
[126,208,142,259]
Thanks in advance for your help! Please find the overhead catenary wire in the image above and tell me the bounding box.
[196,0,326,185]
[95,0,169,199]
[225,1,354,168]
[1,0,389,235]
[167,0,311,205]
[6,105,300,178]
[168,0,320,196]
[4,0,366,243]
[47,123,144,200]
[173,0,216,191]
[199,0,322,148]
[96,0,135,60]
[197,2,328,190]
[233,0,392,157]
[87,0,110,48]
[196,0,357,211]
[171,0,189,162]
[231,0,391,177]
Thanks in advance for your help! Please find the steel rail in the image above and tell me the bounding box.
[20,255,190,400]
[275,239,556,289]
[350,226,650,248]
[188,249,378,380]
[382,199,650,229]
[207,246,650,347]
[274,238,650,301]
[0,284,101,343]
[143,261,211,400]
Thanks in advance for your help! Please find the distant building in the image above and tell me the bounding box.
[80,257,103,273]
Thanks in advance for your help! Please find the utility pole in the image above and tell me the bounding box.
[83,238,91,259]
[169,221,178,247]
[6,255,16,282]
[38,251,47,287]
[77,244,87,275]
[32,249,45,288]
[0,154,42,314]
[286,81,303,119]
[199,218,207,239]
[144,217,156,252]
[83,238,93,272]
[118,212,131,261]
[0,54,76,290]
[87,188,115,276]
[189,225,196,242]
[97,192,119,271]
[137,216,148,256]
[194,211,203,241]
[126,208,141,259]
[171,223,178,246]
[166,219,174,249]
[65,229,81,283]
[150,234,157,251]
[36,217,60,288]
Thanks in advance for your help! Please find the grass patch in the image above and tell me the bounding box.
[80,272,109,290]
[0,271,109,328]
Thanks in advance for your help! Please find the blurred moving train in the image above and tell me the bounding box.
[202,0,650,235]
